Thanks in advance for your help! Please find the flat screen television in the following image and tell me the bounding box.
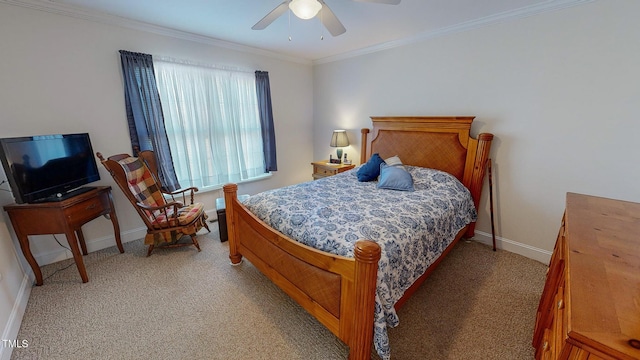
[0,133,100,204]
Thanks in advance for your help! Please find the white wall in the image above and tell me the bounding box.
[0,3,313,358]
[313,0,640,262]
[3,0,639,356]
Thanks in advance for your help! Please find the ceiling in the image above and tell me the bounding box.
[37,0,588,62]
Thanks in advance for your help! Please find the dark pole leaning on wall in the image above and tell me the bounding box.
[488,158,496,251]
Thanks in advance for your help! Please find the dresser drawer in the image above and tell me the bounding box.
[314,166,338,176]
[65,194,108,226]
[311,161,355,180]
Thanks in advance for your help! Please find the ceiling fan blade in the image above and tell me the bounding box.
[352,0,401,4]
[318,1,346,36]
[252,1,290,30]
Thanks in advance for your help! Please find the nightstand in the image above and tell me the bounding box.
[311,160,355,180]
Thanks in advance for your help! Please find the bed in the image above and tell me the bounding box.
[222,116,493,359]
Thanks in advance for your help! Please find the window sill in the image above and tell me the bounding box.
[192,172,273,195]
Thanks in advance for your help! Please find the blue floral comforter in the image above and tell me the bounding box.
[242,166,477,359]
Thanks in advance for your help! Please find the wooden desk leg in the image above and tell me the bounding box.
[76,229,89,256]
[64,229,89,283]
[17,234,43,286]
[107,196,124,254]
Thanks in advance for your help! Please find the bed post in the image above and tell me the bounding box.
[360,128,370,165]
[349,240,381,360]
[466,133,494,238]
[223,183,242,264]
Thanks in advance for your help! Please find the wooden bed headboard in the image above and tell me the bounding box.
[360,116,493,233]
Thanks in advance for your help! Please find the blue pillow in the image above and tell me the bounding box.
[377,163,414,191]
[357,153,385,182]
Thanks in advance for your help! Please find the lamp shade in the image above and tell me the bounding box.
[330,130,349,148]
[289,0,322,20]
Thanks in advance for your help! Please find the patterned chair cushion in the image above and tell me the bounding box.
[117,157,166,218]
[150,203,205,229]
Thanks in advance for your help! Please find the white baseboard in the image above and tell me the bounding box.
[472,230,552,265]
[0,274,32,360]
[34,226,148,266]
[33,226,551,266]
[205,209,219,221]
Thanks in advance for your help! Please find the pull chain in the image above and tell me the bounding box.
[288,10,292,41]
[320,8,324,40]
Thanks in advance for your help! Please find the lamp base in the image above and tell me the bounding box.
[336,149,343,163]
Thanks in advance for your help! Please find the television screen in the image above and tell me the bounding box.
[0,133,100,204]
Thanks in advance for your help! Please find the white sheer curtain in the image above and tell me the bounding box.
[154,58,266,189]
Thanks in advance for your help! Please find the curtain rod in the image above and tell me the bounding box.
[154,55,255,74]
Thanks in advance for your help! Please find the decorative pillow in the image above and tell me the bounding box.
[357,153,385,182]
[377,163,414,191]
[384,155,403,167]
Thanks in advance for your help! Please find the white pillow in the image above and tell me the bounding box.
[384,155,403,167]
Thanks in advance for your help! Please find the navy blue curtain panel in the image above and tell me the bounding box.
[255,71,278,172]
[119,50,181,191]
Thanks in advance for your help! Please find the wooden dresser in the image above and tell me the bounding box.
[533,193,640,360]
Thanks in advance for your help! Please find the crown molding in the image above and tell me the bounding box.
[1,0,594,66]
[0,0,312,65]
[313,0,595,65]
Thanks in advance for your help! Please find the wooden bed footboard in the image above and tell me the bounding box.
[224,183,381,360]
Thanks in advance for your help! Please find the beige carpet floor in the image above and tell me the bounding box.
[11,227,546,360]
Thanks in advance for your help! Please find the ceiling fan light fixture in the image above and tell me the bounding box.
[289,0,322,20]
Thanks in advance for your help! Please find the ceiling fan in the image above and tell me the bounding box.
[252,0,401,37]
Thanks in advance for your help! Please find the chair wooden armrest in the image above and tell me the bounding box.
[162,187,199,205]
[165,187,199,195]
[136,201,183,212]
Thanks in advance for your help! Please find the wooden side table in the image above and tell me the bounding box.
[311,160,355,180]
[3,186,123,285]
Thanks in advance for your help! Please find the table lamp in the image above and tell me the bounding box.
[330,130,349,163]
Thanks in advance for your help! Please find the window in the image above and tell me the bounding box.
[154,59,267,189]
